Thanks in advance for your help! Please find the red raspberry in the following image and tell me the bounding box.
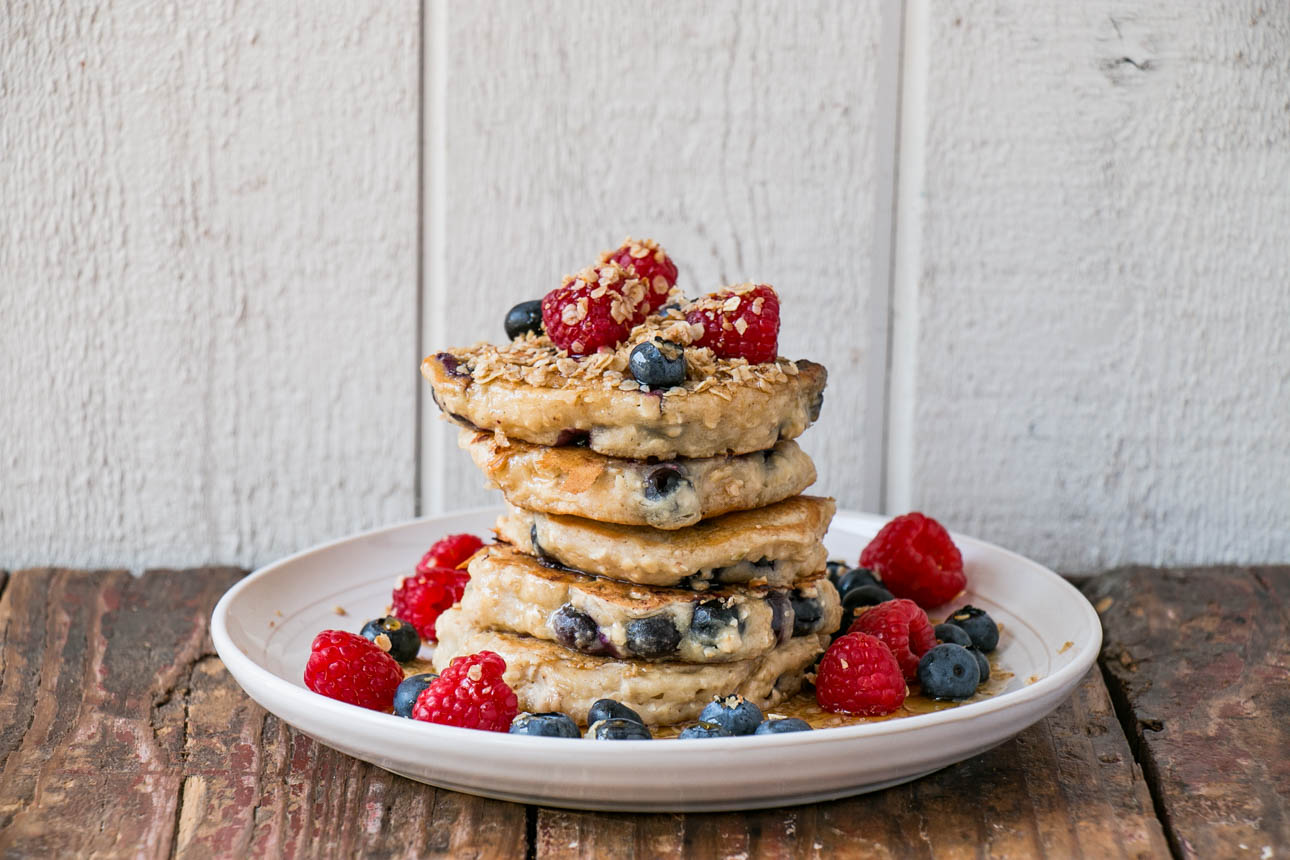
[303,630,403,711]
[815,633,907,716]
[603,237,677,312]
[416,533,484,573]
[411,650,518,732]
[847,598,936,680]
[391,567,469,641]
[541,263,649,355]
[685,284,780,363]
[859,512,966,609]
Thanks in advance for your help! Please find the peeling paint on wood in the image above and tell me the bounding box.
[425,0,883,517]
[3,1,1287,575]
[0,3,421,570]
[905,2,1290,573]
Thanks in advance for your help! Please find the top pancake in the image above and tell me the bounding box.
[423,310,827,459]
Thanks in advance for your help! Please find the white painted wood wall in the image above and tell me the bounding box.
[4,1,1287,574]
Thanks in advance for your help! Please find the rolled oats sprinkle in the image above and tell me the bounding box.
[442,297,799,395]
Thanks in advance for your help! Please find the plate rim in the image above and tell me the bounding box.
[211,506,1102,753]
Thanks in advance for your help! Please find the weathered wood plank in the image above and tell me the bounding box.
[905,2,1290,573]
[537,669,1168,859]
[1088,566,1290,860]
[0,568,239,858]
[428,0,885,517]
[1,1,420,571]
[180,671,528,860]
[0,568,529,860]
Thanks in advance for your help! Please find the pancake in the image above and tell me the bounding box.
[462,430,816,530]
[423,329,826,459]
[495,495,834,589]
[457,544,841,663]
[432,607,828,726]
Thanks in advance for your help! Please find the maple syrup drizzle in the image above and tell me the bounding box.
[651,656,1013,738]
[404,655,1014,738]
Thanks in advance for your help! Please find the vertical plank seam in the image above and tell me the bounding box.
[883,0,928,512]
[864,0,910,514]
[419,0,449,516]
[525,804,537,860]
[413,0,428,517]
[1096,657,1184,860]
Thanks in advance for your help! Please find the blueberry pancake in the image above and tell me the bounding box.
[462,430,816,530]
[495,496,834,589]
[422,309,827,460]
[458,544,841,663]
[432,606,828,726]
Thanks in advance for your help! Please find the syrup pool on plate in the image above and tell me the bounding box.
[651,655,1014,738]
[401,654,1014,738]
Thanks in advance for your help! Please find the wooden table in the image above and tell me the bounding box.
[0,565,1284,858]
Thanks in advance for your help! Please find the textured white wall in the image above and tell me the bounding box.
[899,1,1290,572]
[0,2,420,569]
[422,0,886,519]
[3,1,1287,573]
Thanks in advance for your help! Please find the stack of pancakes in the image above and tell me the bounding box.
[422,324,840,726]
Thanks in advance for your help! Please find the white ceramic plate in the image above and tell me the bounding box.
[211,507,1101,812]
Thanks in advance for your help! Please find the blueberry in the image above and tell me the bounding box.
[678,720,732,739]
[529,523,553,563]
[436,352,470,378]
[360,616,421,662]
[708,557,773,585]
[837,585,897,637]
[844,584,895,608]
[504,300,544,339]
[587,698,645,726]
[933,623,973,648]
[699,695,763,736]
[392,673,437,718]
[754,717,813,735]
[588,718,652,740]
[509,711,580,738]
[767,591,793,644]
[625,614,681,657]
[789,592,823,637]
[825,560,849,588]
[946,605,999,652]
[659,301,683,315]
[968,647,990,685]
[553,428,590,447]
[917,644,981,700]
[551,604,606,655]
[644,465,689,501]
[837,567,881,596]
[629,339,686,389]
[690,600,741,645]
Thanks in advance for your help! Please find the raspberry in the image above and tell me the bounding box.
[391,567,469,641]
[411,651,518,732]
[859,512,966,608]
[603,237,677,312]
[815,633,907,716]
[542,263,649,355]
[303,630,403,711]
[685,284,780,363]
[847,598,936,680]
[416,533,484,573]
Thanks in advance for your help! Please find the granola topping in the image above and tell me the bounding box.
[450,305,798,393]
